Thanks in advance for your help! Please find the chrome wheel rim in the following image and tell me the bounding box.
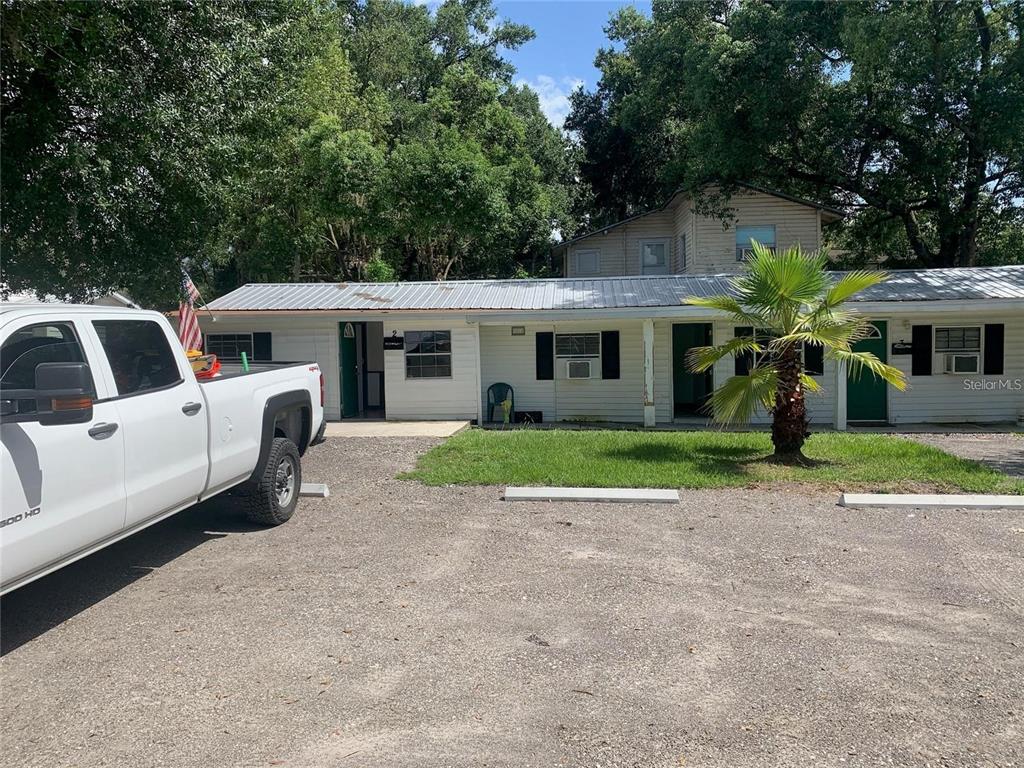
[275,457,295,507]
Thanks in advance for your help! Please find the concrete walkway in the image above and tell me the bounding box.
[323,420,469,438]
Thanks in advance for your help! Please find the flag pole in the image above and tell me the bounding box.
[192,284,217,323]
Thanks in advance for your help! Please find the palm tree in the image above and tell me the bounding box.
[685,244,906,462]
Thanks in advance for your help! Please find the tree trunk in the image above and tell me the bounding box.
[771,347,809,460]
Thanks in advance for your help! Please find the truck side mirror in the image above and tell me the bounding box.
[35,362,94,425]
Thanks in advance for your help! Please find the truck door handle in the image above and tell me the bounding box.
[182,402,203,416]
[88,422,119,440]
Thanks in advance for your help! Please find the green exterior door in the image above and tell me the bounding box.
[673,323,713,416]
[340,322,358,418]
[847,320,887,422]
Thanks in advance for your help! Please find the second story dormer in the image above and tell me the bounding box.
[556,184,844,278]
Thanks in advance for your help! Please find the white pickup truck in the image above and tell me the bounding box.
[0,304,326,595]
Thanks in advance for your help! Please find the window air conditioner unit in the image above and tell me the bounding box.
[944,353,980,374]
[566,360,593,379]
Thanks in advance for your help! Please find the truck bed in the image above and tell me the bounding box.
[199,360,315,382]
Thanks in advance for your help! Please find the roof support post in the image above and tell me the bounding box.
[471,321,483,426]
[834,359,848,431]
[642,318,656,427]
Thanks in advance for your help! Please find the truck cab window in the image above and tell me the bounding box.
[92,320,182,396]
[0,323,92,415]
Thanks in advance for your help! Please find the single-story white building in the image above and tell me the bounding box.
[201,265,1024,429]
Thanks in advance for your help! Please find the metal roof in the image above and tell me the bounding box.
[207,265,1024,313]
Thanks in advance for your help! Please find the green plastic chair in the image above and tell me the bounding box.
[486,382,514,423]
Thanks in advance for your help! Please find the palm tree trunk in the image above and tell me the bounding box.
[771,346,808,460]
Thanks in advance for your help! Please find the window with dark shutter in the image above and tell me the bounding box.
[206,333,254,360]
[253,332,272,361]
[984,324,1004,375]
[804,343,824,376]
[536,332,554,380]
[735,327,753,376]
[911,325,932,375]
[601,331,620,379]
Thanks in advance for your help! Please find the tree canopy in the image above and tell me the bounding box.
[1,0,573,304]
[4,0,1022,306]
[568,0,1024,268]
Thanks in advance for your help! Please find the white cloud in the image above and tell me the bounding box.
[517,75,584,129]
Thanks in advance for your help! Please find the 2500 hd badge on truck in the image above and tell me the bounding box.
[0,304,326,595]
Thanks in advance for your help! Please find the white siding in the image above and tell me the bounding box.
[888,313,1022,424]
[198,316,341,420]
[202,307,1022,428]
[550,320,644,422]
[691,189,821,275]
[707,313,1021,427]
[672,198,694,274]
[653,320,673,422]
[565,210,676,278]
[479,325,556,421]
[479,320,674,424]
[383,318,479,421]
[564,189,823,279]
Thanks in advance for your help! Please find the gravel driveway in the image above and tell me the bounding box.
[2,437,1023,767]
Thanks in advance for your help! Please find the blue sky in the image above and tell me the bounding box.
[494,1,649,126]
[417,1,650,126]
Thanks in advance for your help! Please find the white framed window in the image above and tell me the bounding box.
[936,326,982,375]
[574,249,600,276]
[639,239,669,275]
[555,332,600,358]
[736,225,776,261]
[935,326,981,353]
[405,330,452,378]
[207,333,254,359]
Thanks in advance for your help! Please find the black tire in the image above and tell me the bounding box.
[243,437,301,525]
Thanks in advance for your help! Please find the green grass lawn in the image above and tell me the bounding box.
[400,429,1024,494]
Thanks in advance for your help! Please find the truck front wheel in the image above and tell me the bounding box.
[243,437,301,525]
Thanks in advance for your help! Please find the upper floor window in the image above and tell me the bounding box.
[640,239,669,275]
[736,225,776,261]
[574,249,600,276]
[679,234,687,272]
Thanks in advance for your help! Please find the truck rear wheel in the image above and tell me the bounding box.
[243,437,301,525]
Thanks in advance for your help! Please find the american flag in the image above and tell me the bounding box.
[178,272,203,352]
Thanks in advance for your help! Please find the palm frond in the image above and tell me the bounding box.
[686,337,762,373]
[799,373,822,393]
[822,271,887,309]
[830,348,908,391]
[801,305,860,330]
[778,316,873,350]
[706,364,778,425]
[683,294,767,328]
[734,244,829,311]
